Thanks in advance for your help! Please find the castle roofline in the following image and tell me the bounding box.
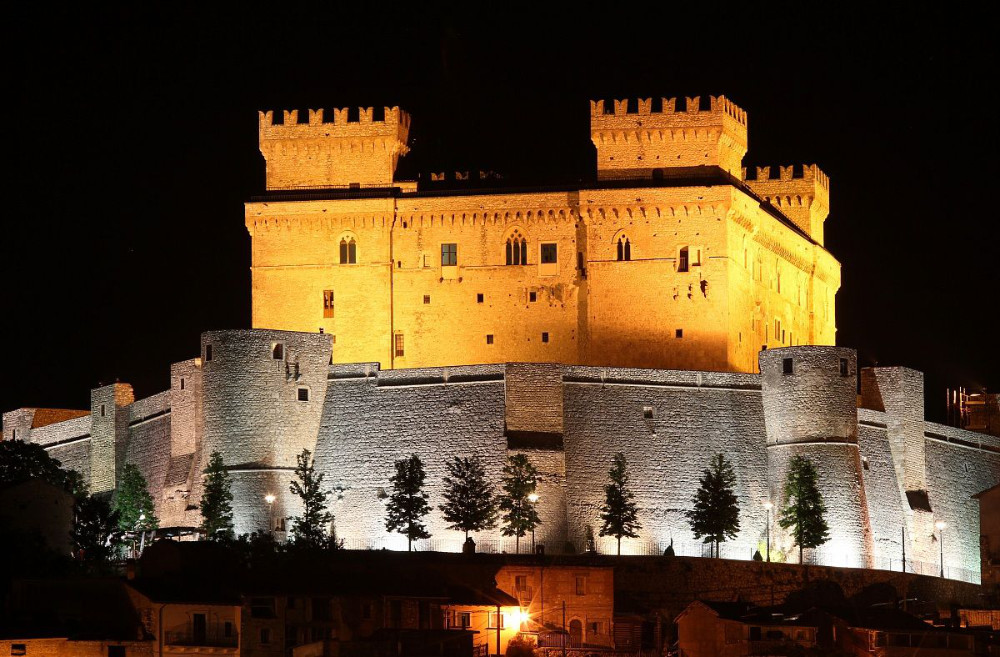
[247,166,819,247]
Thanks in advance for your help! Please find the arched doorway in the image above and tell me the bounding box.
[569,619,583,647]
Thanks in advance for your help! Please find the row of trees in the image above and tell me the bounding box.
[198,447,831,559]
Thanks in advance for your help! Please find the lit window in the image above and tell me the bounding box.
[506,231,528,265]
[272,343,284,360]
[297,387,309,402]
[678,247,689,272]
[441,243,458,266]
[394,334,404,358]
[323,290,335,318]
[617,235,631,261]
[540,243,558,264]
[339,238,357,264]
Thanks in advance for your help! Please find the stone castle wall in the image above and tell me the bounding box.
[5,337,998,584]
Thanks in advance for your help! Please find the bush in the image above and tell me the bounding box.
[505,636,537,657]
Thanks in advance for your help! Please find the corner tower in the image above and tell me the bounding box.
[590,96,748,180]
[745,165,830,245]
[760,346,873,567]
[258,107,411,189]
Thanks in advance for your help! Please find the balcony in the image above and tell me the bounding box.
[164,624,239,652]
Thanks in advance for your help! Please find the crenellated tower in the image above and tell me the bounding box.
[589,96,748,180]
[745,165,830,245]
[258,106,411,189]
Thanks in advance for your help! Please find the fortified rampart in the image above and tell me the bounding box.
[5,337,998,584]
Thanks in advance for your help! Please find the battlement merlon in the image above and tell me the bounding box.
[258,107,412,190]
[590,96,749,180]
[743,164,831,245]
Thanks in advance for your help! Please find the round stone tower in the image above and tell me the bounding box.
[198,329,333,536]
[760,346,873,567]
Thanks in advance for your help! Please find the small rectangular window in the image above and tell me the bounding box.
[840,358,849,376]
[575,576,586,595]
[323,290,335,318]
[675,329,683,339]
[486,334,494,345]
[529,291,537,302]
[107,647,126,657]
[488,612,505,629]
[297,387,309,402]
[678,247,689,272]
[862,456,870,471]
[205,344,213,361]
[461,612,471,628]
[783,358,794,375]
[441,243,458,266]
[394,334,404,358]
[540,243,558,264]
[477,293,484,303]
[643,407,654,419]
[423,295,430,304]
[272,343,284,360]
[541,332,549,343]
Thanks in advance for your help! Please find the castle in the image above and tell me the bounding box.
[3,95,997,584]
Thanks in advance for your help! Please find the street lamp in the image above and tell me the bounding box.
[763,502,773,562]
[936,521,946,578]
[528,493,539,554]
[265,494,276,536]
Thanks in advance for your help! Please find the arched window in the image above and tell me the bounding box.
[616,235,631,261]
[339,238,357,264]
[505,230,527,265]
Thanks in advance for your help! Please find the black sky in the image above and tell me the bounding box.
[2,4,997,422]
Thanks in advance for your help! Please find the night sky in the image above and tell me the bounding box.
[3,5,997,422]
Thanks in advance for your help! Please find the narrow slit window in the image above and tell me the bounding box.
[541,332,549,343]
[840,358,849,377]
[205,344,213,361]
[323,290,335,318]
[394,334,405,358]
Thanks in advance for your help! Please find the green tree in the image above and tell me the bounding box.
[498,453,541,553]
[289,449,333,549]
[72,494,123,563]
[439,456,497,541]
[385,454,431,551]
[0,439,86,497]
[685,453,741,558]
[199,451,234,541]
[778,455,830,563]
[599,452,642,555]
[114,463,158,555]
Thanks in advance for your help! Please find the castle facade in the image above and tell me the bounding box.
[3,95,996,584]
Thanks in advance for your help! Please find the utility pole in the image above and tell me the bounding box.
[562,601,567,657]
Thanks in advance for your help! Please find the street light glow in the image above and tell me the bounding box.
[935,521,946,531]
[265,494,276,504]
[763,501,773,510]
[528,493,539,503]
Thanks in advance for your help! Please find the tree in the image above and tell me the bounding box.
[199,451,234,541]
[498,453,541,553]
[289,449,333,549]
[114,463,158,555]
[72,494,123,563]
[385,454,431,551]
[685,453,741,558]
[0,439,86,497]
[439,456,497,541]
[599,452,642,555]
[778,455,830,563]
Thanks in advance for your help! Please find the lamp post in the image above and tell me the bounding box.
[265,494,276,536]
[763,502,773,562]
[936,521,946,578]
[528,493,539,554]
